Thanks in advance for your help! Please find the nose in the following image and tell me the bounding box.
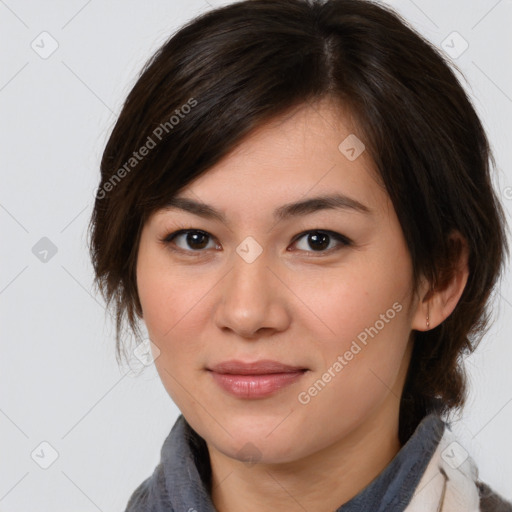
[213,246,291,339]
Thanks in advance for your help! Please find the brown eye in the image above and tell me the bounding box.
[161,228,351,257]
[291,230,351,254]
[163,230,217,252]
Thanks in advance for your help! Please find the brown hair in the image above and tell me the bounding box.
[88,0,509,442]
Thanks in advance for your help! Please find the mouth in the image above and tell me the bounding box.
[207,359,309,399]
[208,359,308,375]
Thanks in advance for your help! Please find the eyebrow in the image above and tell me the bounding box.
[162,193,372,225]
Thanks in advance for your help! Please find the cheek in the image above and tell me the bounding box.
[137,244,204,340]
[292,272,413,446]
[136,253,207,410]
[136,264,173,340]
[294,240,414,391]
[295,250,412,347]
[136,246,217,402]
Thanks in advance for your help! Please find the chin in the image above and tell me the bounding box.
[218,435,302,466]
[197,416,305,465]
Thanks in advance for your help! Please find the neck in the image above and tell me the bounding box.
[208,398,402,512]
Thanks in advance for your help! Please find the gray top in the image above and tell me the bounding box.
[126,413,445,512]
[125,412,450,511]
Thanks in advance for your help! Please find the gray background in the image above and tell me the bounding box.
[1,0,511,510]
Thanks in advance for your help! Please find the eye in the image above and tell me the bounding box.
[160,228,351,256]
[161,229,219,253]
[290,230,351,254]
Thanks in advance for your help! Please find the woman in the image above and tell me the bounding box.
[88,0,512,510]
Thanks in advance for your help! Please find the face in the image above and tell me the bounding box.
[136,98,422,465]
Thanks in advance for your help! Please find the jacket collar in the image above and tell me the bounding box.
[126,412,489,511]
[156,412,446,511]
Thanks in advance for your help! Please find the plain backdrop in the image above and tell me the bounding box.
[1,0,511,510]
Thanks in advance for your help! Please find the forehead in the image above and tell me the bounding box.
[153,99,388,224]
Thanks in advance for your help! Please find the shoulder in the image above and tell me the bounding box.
[124,463,171,512]
[125,476,151,511]
[477,480,512,512]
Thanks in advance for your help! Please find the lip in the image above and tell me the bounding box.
[209,359,307,375]
[207,359,308,399]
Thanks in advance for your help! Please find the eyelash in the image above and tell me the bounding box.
[159,228,352,257]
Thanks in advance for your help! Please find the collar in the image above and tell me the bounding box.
[338,413,445,511]
[125,412,482,512]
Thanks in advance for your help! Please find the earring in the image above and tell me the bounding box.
[426,302,430,330]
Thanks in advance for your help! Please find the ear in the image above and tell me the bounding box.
[411,230,469,331]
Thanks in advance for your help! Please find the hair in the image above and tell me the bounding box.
[88,0,509,443]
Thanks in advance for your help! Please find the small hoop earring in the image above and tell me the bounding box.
[426,303,430,330]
